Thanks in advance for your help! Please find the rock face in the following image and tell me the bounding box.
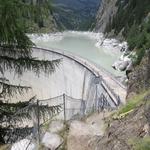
[112,51,133,72]
[95,0,118,33]
[67,121,101,150]
[127,52,150,98]
[67,113,108,150]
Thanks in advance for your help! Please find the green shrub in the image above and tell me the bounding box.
[129,137,150,150]
[118,90,149,115]
[106,0,150,65]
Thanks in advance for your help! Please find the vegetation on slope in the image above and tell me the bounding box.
[105,0,150,36]
[129,137,150,150]
[52,0,100,30]
[118,90,150,115]
[105,0,150,64]
[95,90,150,150]
[127,18,150,64]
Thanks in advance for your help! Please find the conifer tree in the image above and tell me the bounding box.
[0,0,61,143]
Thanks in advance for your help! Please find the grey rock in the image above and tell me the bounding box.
[95,0,118,32]
[42,132,63,150]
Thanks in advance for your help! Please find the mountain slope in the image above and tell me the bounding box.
[94,2,150,149]
[52,0,101,30]
[95,91,150,150]
[95,0,150,94]
[24,0,58,33]
[95,0,150,37]
[95,0,118,33]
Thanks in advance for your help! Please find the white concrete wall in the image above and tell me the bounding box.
[5,48,98,104]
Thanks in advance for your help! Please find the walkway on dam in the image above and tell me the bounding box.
[33,47,127,104]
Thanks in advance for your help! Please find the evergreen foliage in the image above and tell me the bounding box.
[106,0,150,36]
[0,0,61,143]
[0,0,60,98]
[127,18,150,64]
[105,0,150,64]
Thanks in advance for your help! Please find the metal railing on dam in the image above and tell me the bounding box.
[33,47,126,105]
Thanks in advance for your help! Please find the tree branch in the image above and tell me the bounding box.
[0,81,31,98]
[0,56,61,76]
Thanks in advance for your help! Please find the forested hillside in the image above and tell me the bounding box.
[52,0,101,30]
[105,0,150,36]
[95,0,150,101]
[24,0,57,32]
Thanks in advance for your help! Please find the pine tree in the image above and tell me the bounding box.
[0,0,61,143]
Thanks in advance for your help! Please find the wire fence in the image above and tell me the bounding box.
[1,92,118,149]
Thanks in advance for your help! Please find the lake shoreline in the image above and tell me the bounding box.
[28,31,126,77]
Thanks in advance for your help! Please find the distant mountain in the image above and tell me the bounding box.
[52,0,101,30]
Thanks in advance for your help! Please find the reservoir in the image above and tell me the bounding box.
[29,31,124,76]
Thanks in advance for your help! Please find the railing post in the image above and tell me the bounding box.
[95,84,98,111]
[37,100,40,147]
[94,76,101,112]
[98,98,100,114]
[63,94,66,123]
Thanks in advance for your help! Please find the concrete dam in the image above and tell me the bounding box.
[7,47,126,119]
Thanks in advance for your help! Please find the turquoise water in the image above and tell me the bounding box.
[30,31,124,76]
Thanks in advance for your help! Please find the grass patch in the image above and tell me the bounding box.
[118,90,149,115]
[129,137,150,150]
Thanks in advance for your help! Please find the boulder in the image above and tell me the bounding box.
[118,61,129,71]
[11,139,35,150]
[67,121,101,150]
[42,132,63,150]
[112,60,127,71]
[49,120,64,133]
[112,59,133,71]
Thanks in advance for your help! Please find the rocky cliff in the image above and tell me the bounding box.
[95,0,150,37]
[95,0,118,33]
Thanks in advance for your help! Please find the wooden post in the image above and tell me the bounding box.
[63,94,66,123]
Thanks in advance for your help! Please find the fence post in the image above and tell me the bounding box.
[94,76,101,112]
[37,100,40,147]
[95,84,98,111]
[63,94,66,123]
[81,100,86,118]
[98,98,100,114]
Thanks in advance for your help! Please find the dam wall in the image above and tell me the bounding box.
[5,47,126,110]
